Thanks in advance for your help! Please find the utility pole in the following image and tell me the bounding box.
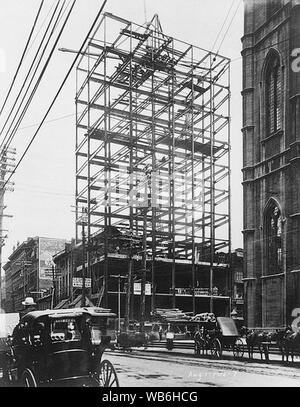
[0,147,15,310]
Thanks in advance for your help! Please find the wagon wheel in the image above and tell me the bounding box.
[199,339,207,356]
[97,360,119,387]
[21,368,37,388]
[194,341,200,356]
[233,338,244,359]
[194,340,204,357]
[210,338,222,359]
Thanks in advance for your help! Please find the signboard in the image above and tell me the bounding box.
[134,282,151,296]
[73,278,92,289]
[39,238,66,280]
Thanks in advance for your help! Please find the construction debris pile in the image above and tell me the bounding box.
[190,312,216,322]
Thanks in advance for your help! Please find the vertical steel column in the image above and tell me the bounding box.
[141,201,147,331]
[81,211,86,307]
[125,23,134,329]
[103,15,109,308]
[209,53,216,314]
[171,38,176,309]
[87,43,91,303]
[191,46,196,316]
[75,68,79,245]
[227,61,232,312]
[151,57,157,314]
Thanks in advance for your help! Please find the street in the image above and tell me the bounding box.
[104,349,300,387]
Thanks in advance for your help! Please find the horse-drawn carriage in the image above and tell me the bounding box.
[0,307,119,387]
[194,316,244,359]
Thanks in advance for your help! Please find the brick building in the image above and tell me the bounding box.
[4,237,66,313]
[242,0,300,327]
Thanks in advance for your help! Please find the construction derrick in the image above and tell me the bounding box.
[75,13,231,321]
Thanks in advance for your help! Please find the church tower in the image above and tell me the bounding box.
[242,0,300,327]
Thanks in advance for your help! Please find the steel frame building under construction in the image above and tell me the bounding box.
[75,12,231,321]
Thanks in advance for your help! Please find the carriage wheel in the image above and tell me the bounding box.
[233,339,244,359]
[199,340,206,356]
[97,360,119,387]
[22,368,37,388]
[211,339,222,359]
[194,337,206,356]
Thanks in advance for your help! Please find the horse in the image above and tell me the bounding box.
[267,329,288,362]
[281,327,300,363]
[241,328,272,361]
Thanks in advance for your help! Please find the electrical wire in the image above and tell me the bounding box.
[26,0,58,56]
[3,0,108,189]
[231,32,300,65]
[2,1,75,151]
[17,111,81,131]
[0,0,62,145]
[216,1,242,56]
[0,1,69,151]
[211,0,236,53]
[0,0,44,117]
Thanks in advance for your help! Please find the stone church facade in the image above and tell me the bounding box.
[242,0,300,327]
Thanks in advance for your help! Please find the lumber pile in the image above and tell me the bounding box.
[151,308,191,322]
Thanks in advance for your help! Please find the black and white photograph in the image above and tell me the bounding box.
[0,0,300,394]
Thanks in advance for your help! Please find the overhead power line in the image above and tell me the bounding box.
[3,0,108,189]
[26,0,58,56]
[0,0,63,146]
[0,0,45,117]
[2,0,72,151]
[211,0,235,53]
[216,1,242,56]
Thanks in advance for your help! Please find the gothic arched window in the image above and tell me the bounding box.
[265,54,282,136]
[265,204,282,275]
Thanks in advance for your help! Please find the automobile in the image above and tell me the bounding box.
[1,307,119,387]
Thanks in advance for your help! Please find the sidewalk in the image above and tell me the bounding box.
[122,340,293,365]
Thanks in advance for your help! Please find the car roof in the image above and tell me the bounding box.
[20,307,117,323]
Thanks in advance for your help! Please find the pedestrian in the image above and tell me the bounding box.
[158,325,163,341]
[19,297,37,319]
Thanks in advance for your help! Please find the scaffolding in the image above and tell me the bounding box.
[75,12,231,318]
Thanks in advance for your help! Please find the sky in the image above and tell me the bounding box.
[0,0,244,268]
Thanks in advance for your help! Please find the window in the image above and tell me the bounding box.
[265,54,282,136]
[50,318,81,342]
[265,204,282,275]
